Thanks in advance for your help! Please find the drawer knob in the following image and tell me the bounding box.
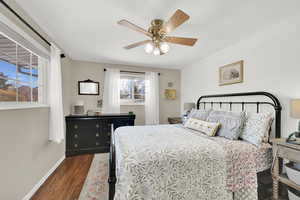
[96,142,99,146]
[96,124,100,128]
[74,134,78,138]
[74,144,78,148]
[96,133,100,137]
[74,125,78,129]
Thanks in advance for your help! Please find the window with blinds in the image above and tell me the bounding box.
[0,33,46,103]
[120,73,145,105]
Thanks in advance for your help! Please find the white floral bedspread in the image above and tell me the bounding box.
[114,125,262,200]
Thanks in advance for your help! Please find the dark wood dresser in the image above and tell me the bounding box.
[65,114,135,157]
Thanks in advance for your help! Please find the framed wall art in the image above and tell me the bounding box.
[219,60,244,86]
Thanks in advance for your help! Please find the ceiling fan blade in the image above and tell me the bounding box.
[160,9,190,34]
[165,36,197,46]
[118,20,152,38]
[124,40,151,49]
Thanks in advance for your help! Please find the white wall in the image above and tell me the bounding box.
[182,14,300,138]
[0,108,65,200]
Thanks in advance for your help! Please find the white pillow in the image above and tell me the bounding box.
[187,109,211,121]
[240,112,273,146]
[184,118,221,137]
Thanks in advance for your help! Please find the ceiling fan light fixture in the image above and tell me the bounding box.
[144,42,154,54]
[118,9,198,54]
[153,47,161,56]
[160,42,169,54]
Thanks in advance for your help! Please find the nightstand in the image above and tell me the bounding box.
[168,117,182,124]
[272,138,300,199]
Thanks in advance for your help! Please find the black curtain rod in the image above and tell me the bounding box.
[104,68,160,76]
[0,0,65,58]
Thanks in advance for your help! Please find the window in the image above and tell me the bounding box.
[120,73,145,105]
[0,33,45,104]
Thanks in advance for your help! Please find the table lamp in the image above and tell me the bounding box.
[290,99,300,135]
[182,102,195,124]
[184,102,195,116]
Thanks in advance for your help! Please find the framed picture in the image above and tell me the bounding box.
[219,60,244,86]
[165,89,176,100]
[78,79,99,95]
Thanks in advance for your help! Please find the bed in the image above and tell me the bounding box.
[108,92,282,200]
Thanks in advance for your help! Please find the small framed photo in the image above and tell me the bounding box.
[219,60,244,86]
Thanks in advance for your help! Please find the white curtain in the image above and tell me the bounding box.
[145,72,159,125]
[48,43,64,143]
[38,57,48,104]
[103,68,120,113]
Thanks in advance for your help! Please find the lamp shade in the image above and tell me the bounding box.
[290,99,300,118]
[184,102,195,111]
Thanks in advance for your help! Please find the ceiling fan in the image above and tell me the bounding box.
[117,9,198,56]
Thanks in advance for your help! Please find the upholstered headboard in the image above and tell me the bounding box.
[196,91,282,139]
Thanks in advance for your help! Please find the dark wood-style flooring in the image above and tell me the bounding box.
[31,154,94,200]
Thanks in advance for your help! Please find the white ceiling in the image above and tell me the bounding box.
[15,0,300,69]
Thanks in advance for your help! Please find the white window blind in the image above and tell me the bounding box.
[120,73,145,105]
[0,19,49,105]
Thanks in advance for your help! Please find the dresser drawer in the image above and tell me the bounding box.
[68,119,100,133]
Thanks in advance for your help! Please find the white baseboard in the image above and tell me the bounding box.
[22,156,65,200]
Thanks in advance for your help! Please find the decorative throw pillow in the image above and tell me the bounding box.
[207,110,246,140]
[184,118,221,137]
[240,112,273,146]
[187,108,212,121]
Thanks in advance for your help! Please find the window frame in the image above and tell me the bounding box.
[0,32,47,107]
[120,73,145,106]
